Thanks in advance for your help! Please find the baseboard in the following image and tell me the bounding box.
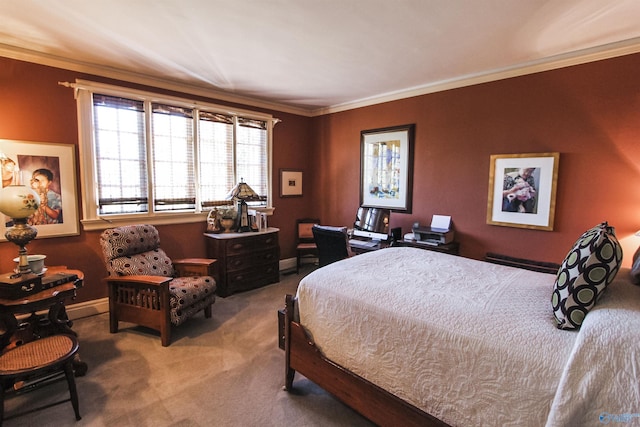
[66,297,109,320]
[280,257,296,272]
[65,261,298,320]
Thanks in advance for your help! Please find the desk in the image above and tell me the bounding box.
[348,239,385,254]
[0,267,87,376]
[349,239,460,256]
[395,239,460,255]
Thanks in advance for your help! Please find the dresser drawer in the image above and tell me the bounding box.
[226,263,279,292]
[226,233,278,255]
[226,250,278,272]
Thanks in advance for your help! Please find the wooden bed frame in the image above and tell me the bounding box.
[283,294,449,427]
[282,253,558,426]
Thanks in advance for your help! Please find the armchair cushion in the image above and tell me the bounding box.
[107,248,174,277]
[170,276,216,325]
[100,224,175,277]
[101,224,163,260]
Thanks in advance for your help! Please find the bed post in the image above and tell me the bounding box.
[284,294,296,390]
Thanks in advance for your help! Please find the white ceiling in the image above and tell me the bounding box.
[1,0,640,115]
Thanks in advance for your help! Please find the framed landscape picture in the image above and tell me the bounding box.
[486,152,560,231]
[360,124,415,213]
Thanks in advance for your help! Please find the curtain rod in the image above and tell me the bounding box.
[58,80,281,125]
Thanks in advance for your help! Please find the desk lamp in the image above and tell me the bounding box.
[0,172,40,275]
[225,178,263,232]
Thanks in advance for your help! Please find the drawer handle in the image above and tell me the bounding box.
[20,283,36,293]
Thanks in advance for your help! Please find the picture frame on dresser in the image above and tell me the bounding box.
[0,139,79,240]
[360,124,415,213]
[486,152,559,231]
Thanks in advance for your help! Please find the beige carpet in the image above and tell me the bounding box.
[3,267,374,427]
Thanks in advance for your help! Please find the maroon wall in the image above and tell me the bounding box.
[311,53,640,267]
[0,57,313,303]
[1,52,639,306]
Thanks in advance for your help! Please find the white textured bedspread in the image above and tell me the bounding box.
[296,248,640,426]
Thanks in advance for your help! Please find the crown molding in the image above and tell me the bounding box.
[312,37,640,116]
[2,38,640,119]
[0,43,313,117]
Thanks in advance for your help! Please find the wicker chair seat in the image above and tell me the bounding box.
[0,335,81,422]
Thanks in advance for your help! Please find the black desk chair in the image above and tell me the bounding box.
[311,225,352,268]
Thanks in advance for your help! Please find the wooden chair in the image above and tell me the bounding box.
[0,334,81,423]
[296,218,320,273]
[100,224,217,347]
[311,225,352,268]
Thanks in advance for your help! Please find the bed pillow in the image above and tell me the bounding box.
[631,247,640,285]
[551,222,623,330]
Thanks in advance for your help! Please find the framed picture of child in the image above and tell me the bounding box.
[486,152,560,231]
[0,140,78,240]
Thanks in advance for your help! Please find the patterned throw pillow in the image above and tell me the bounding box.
[551,222,623,330]
[631,247,640,286]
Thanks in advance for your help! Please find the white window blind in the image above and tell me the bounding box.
[78,81,275,226]
[92,95,148,214]
[152,103,195,211]
[237,118,268,202]
[199,112,234,207]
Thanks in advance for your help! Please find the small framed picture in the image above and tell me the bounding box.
[280,169,303,197]
[486,152,560,231]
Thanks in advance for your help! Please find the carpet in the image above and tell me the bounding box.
[3,267,374,427]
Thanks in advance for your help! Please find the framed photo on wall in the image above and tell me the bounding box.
[486,152,560,231]
[360,124,415,213]
[280,169,303,197]
[0,140,79,240]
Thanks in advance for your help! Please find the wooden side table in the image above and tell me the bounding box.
[0,267,87,376]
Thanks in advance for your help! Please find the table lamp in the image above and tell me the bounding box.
[0,179,41,275]
[225,178,264,232]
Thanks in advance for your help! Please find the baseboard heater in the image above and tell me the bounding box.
[485,252,560,275]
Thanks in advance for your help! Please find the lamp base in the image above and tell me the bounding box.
[4,218,38,275]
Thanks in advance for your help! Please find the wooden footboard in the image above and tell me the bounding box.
[284,294,449,427]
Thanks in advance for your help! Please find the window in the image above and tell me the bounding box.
[73,80,276,230]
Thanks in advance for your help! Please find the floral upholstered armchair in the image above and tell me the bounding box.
[100,224,217,346]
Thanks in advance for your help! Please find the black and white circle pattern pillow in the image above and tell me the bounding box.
[552,222,623,330]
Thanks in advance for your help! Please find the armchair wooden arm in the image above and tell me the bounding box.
[103,275,173,286]
[173,258,217,279]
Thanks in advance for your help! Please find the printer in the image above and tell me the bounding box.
[407,215,454,246]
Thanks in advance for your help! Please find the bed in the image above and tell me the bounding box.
[283,247,640,427]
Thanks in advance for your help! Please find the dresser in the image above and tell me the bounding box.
[204,228,280,297]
